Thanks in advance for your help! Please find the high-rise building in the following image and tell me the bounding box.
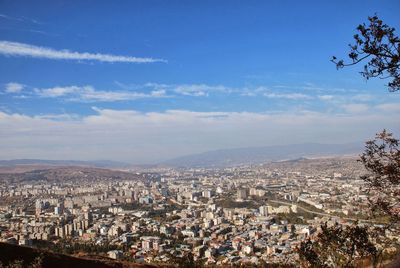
[259,206,268,216]
[237,189,247,200]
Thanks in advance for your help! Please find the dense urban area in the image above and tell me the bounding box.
[1,157,397,266]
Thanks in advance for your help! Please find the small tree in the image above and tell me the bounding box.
[332,15,400,92]
[299,15,400,268]
[360,130,400,224]
[298,223,379,268]
[28,256,43,268]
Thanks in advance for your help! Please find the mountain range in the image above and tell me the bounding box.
[161,142,363,167]
[0,159,129,168]
[0,142,364,169]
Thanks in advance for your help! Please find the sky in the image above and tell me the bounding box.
[0,0,399,164]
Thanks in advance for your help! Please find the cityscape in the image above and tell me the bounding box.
[0,157,397,266]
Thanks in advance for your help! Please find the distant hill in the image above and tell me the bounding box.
[0,242,156,268]
[0,166,143,183]
[0,159,129,168]
[162,142,363,167]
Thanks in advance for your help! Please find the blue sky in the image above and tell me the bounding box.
[0,0,399,163]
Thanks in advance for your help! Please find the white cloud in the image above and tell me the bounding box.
[5,82,24,93]
[0,41,166,63]
[318,95,334,101]
[0,108,398,163]
[34,85,168,102]
[174,84,230,97]
[0,14,41,24]
[76,87,148,102]
[263,93,312,100]
[241,92,257,97]
[240,86,269,96]
[150,89,166,97]
[36,81,313,100]
[37,86,78,97]
[114,82,232,97]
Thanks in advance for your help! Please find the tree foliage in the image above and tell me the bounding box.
[332,15,400,91]
[28,256,43,268]
[0,257,43,268]
[360,130,400,223]
[298,223,379,268]
[299,15,400,268]
[297,131,400,267]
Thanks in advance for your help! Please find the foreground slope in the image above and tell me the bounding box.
[0,243,156,268]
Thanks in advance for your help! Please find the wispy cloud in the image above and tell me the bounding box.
[115,82,232,97]
[318,95,334,101]
[150,89,167,97]
[37,86,78,97]
[0,41,166,63]
[0,26,58,37]
[35,85,167,102]
[9,81,400,114]
[5,82,24,93]
[0,14,42,24]
[174,84,230,97]
[240,86,317,100]
[20,16,42,25]
[116,82,376,101]
[263,92,312,100]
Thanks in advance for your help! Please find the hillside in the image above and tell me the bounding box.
[0,166,143,183]
[0,159,129,169]
[0,242,157,268]
[162,142,363,167]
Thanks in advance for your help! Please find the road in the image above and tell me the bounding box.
[269,199,384,224]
